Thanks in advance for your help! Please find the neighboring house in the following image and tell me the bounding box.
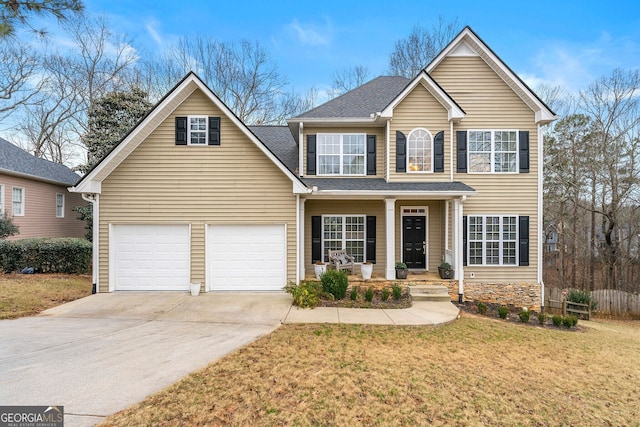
[0,137,86,240]
[70,27,556,309]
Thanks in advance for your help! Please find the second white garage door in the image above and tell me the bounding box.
[207,225,286,291]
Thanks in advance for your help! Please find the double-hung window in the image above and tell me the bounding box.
[468,215,517,265]
[322,215,366,262]
[188,116,208,145]
[317,133,365,175]
[407,128,433,172]
[468,130,518,173]
[56,193,65,218]
[12,187,24,216]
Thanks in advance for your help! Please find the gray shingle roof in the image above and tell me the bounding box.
[302,178,475,193]
[0,137,81,185]
[248,126,298,173]
[293,76,411,119]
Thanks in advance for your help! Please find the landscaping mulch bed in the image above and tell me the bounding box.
[317,286,412,309]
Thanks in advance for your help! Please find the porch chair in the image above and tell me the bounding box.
[328,249,355,274]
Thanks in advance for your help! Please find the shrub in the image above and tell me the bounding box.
[391,284,402,300]
[477,302,487,315]
[395,262,407,269]
[0,215,19,239]
[0,238,91,273]
[320,269,349,300]
[284,281,322,308]
[349,286,358,301]
[566,289,597,310]
[538,312,547,325]
[381,287,391,302]
[498,305,508,319]
[518,309,530,323]
[364,286,374,302]
[563,315,578,328]
[552,315,563,327]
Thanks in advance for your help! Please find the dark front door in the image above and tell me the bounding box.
[403,216,426,269]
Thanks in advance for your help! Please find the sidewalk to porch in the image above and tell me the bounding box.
[284,300,460,326]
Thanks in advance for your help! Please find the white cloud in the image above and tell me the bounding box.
[285,17,333,47]
[145,19,163,46]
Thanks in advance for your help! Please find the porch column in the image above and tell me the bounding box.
[385,198,396,280]
[299,197,306,282]
[453,197,464,303]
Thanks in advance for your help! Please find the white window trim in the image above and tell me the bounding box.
[407,128,434,173]
[56,193,65,218]
[187,115,208,146]
[467,214,518,266]
[317,133,367,176]
[467,129,519,174]
[12,187,25,217]
[321,214,366,262]
[0,185,4,216]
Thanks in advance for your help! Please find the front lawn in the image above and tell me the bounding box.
[102,314,640,426]
[0,274,93,319]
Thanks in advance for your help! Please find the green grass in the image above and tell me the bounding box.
[102,314,640,426]
[0,273,92,319]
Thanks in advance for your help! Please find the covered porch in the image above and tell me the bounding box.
[296,178,475,301]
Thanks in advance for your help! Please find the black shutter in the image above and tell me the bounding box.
[312,215,322,263]
[366,216,376,263]
[396,131,406,172]
[175,117,187,145]
[519,216,530,266]
[307,135,316,175]
[208,117,220,146]
[434,130,445,172]
[519,131,530,173]
[463,215,468,266]
[367,135,376,175]
[456,131,467,173]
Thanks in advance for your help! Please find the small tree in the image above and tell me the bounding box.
[0,214,19,239]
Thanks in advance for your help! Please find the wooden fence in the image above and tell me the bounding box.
[545,288,640,318]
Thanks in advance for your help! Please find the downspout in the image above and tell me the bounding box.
[385,119,390,182]
[81,193,98,294]
[450,121,454,182]
[295,194,300,284]
[538,123,545,311]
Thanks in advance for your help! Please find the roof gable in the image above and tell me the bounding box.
[380,71,465,121]
[427,26,557,125]
[71,72,308,194]
[0,137,80,185]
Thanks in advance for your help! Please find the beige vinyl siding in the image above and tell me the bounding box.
[304,200,385,275]
[302,126,385,178]
[98,89,297,291]
[389,83,451,181]
[431,55,539,283]
[394,200,445,270]
[0,173,86,240]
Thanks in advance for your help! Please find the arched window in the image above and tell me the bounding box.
[407,128,433,172]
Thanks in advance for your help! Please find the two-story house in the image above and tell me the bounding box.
[71,27,556,309]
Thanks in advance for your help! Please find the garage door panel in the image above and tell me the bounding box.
[112,225,190,291]
[208,225,286,291]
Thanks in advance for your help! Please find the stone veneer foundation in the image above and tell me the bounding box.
[444,282,542,312]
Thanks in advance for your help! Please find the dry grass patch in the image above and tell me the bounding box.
[0,273,92,319]
[102,314,640,426]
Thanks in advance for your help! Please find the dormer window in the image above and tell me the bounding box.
[317,133,366,175]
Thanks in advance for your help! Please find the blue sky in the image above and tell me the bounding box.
[77,0,640,97]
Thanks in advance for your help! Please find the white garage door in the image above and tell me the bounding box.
[112,224,190,291]
[207,225,286,291]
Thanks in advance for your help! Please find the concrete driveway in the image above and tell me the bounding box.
[0,292,293,427]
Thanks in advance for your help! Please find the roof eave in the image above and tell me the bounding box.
[287,116,380,124]
[307,189,476,199]
[0,167,76,187]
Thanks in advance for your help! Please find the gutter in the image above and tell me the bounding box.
[1,167,77,187]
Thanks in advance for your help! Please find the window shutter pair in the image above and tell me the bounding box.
[306,134,376,175]
[461,215,529,266]
[396,130,444,172]
[175,117,220,145]
[311,216,376,263]
[456,130,529,173]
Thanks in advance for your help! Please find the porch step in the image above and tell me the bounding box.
[409,285,453,302]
